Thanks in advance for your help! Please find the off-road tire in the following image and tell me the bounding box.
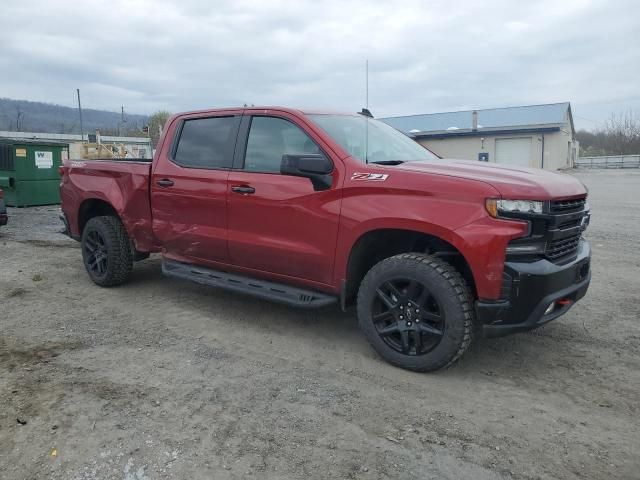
[81,216,133,287]
[357,253,474,372]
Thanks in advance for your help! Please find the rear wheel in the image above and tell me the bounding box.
[357,253,474,372]
[81,216,133,287]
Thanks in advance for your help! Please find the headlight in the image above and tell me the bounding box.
[485,199,543,217]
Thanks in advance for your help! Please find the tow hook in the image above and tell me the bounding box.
[544,298,573,315]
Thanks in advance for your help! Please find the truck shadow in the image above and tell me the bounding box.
[128,257,590,380]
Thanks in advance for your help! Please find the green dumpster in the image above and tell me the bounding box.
[0,140,68,206]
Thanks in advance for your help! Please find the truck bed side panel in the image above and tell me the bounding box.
[61,160,159,252]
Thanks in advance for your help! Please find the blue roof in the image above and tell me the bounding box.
[380,102,571,135]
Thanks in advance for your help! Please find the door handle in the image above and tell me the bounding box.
[231,185,256,194]
[156,178,174,187]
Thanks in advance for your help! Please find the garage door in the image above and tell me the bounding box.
[495,137,532,167]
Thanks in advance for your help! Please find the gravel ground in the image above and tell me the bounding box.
[0,169,638,480]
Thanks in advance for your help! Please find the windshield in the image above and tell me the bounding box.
[308,114,439,163]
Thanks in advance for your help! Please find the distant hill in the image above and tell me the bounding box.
[0,98,149,136]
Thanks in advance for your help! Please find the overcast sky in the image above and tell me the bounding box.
[1,0,638,129]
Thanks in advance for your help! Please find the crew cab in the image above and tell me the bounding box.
[59,107,591,371]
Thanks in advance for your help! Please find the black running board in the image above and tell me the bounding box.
[162,260,337,308]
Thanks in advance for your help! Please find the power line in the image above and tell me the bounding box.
[573,114,599,124]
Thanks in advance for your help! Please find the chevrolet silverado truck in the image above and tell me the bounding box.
[59,107,591,372]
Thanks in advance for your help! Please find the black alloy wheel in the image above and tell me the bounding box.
[357,253,474,372]
[81,216,133,287]
[372,279,445,356]
[83,229,109,277]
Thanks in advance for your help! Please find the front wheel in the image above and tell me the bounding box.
[81,216,133,287]
[357,253,474,372]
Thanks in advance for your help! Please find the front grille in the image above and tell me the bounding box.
[546,234,582,260]
[507,197,587,263]
[551,197,586,213]
[544,195,588,261]
[557,217,583,230]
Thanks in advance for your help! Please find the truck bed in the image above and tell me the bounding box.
[60,159,159,252]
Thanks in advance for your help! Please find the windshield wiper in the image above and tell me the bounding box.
[368,160,406,165]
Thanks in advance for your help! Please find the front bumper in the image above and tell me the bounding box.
[0,198,7,226]
[477,239,591,338]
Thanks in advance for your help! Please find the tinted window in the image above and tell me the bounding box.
[244,116,321,173]
[173,116,239,169]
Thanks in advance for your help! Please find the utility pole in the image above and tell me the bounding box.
[118,105,127,136]
[76,89,84,142]
[15,108,24,131]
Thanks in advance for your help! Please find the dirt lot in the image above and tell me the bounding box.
[1,169,638,480]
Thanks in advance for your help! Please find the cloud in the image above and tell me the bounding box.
[0,0,637,128]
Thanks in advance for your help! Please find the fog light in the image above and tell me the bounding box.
[544,302,556,315]
[506,243,545,255]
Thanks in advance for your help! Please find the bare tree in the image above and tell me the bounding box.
[148,110,172,148]
[576,110,640,156]
[602,110,640,155]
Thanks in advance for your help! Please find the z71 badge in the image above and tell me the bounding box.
[351,172,389,181]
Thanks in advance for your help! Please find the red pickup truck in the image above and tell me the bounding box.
[60,107,591,372]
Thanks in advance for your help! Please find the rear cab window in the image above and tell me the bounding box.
[172,115,241,169]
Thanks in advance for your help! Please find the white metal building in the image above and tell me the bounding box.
[381,103,577,171]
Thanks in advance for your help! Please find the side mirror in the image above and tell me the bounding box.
[280,154,333,191]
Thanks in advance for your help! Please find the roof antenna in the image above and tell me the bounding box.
[360,60,371,163]
[365,58,369,113]
[358,60,373,118]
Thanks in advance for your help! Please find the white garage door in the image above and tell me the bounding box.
[495,137,532,167]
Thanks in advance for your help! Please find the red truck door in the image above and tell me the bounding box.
[226,113,342,287]
[151,112,242,264]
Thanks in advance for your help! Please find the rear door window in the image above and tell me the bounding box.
[173,116,240,169]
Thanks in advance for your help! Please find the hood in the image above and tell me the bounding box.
[395,158,586,200]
